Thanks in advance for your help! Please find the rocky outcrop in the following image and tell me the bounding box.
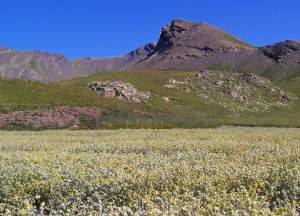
[84,81,150,103]
[241,73,271,88]
[162,69,296,114]
[260,40,300,62]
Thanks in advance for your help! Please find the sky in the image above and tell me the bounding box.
[0,0,299,59]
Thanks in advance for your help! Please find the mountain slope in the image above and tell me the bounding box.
[130,19,257,71]
[0,42,157,82]
[0,70,299,128]
[234,40,300,80]
[130,19,300,82]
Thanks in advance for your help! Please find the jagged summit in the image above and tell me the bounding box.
[130,19,300,81]
[154,19,254,54]
[130,19,256,72]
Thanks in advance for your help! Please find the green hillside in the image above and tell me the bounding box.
[0,70,299,128]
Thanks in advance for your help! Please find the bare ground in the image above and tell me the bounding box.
[0,106,103,128]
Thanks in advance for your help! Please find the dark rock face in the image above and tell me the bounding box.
[260,40,300,62]
[155,19,189,52]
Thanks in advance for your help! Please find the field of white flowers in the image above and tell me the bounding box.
[0,127,300,215]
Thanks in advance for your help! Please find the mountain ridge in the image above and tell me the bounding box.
[130,19,300,82]
[1,19,300,82]
[0,42,156,82]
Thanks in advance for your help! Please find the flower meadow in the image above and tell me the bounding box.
[0,127,300,215]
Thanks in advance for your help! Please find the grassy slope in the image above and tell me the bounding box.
[275,69,300,96]
[0,70,299,127]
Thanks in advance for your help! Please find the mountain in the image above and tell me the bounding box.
[130,19,300,81]
[130,19,256,70]
[0,42,156,82]
[1,19,300,83]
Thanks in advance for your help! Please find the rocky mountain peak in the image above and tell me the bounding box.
[129,42,157,58]
[260,40,300,62]
[170,19,190,32]
[131,19,256,72]
[153,19,254,55]
[155,19,193,52]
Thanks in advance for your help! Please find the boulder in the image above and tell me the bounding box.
[131,97,141,103]
[196,94,208,99]
[241,73,270,88]
[225,77,235,82]
[215,80,224,86]
[164,84,175,89]
[84,81,150,102]
[162,96,169,102]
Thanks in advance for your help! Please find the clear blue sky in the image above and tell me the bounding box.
[1,0,299,59]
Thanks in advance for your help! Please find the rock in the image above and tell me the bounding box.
[136,92,150,99]
[269,88,276,94]
[239,96,248,101]
[162,96,169,102]
[215,80,224,86]
[196,94,208,99]
[184,77,191,83]
[160,69,294,113]
[181,87,190,93]
[168,78,177,85]
[274,101,287,108]
[281,94,292,101]
[225,77,235,82]
[96,86,115,97]
[164,78,185,88]
[164,84,175,88]
[201,69,210,74]
[265,86,276,94]
[231,91,239,98]
[261,40,300,62]
[131,97,141,103]
[84,81,150,102]
[241,73,270,88]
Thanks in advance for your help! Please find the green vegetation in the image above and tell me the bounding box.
[0,69,299,128]
[221,32,256,48]
[276,69,300,96]
[180,68,199,72]
[1,128,299,214]
[28,59,38,70]
[208,63,232,72]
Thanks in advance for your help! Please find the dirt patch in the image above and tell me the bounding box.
[0,106,103,128]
